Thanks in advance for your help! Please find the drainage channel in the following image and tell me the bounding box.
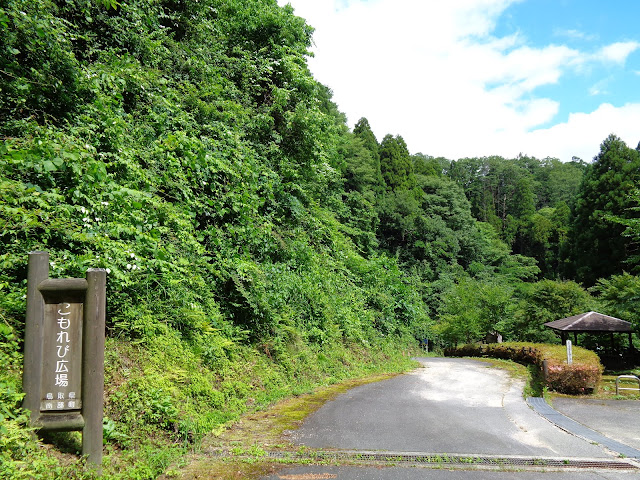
[213,449,639,471]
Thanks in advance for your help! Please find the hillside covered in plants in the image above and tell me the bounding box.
[2,0,640,478]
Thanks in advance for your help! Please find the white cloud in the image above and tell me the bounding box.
[593,41,640,64]
[281,0,640,162]
[520,103,640,161]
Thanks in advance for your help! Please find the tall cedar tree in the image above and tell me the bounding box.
[568,134,640,285]
[353,117,385,192]
[379,134,414,191]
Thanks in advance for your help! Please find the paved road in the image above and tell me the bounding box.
[552,397,640,450]
[289,358,607,457]
[259,357,639,479]
[261,465,637,480]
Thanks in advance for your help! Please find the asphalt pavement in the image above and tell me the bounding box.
[288,358,609,457]
[261,465,638,480]
[551,397,640,450]
[527,396,640,458]
[259,357,640,479]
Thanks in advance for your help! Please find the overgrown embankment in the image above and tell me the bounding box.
[0,0,428,477]
[3,314,419,480]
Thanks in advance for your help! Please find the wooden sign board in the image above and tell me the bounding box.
[23,252,106,468]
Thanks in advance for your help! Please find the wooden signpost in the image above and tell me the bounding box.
[23,251,106,468]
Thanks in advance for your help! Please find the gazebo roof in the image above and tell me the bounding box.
[543,311,633,333]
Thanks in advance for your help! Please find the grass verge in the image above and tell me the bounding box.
[160,371,413,479]
[1,325,421,480]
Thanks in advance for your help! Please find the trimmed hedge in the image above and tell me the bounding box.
[444,342,603,395]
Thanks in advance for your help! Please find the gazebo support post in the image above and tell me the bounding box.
[574,332,578,346]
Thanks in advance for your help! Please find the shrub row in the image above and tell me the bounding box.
[444,342,603,394]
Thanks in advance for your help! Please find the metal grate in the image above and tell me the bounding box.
[267,451,638,470]
[208,449,639,471]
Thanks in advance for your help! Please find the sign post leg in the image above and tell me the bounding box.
[82,269,106,468]
[23,251,49,424]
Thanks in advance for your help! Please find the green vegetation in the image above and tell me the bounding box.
[177,371,407,478]
[567,135,640,285]
[1,0,640,478]
[596,369,640,400]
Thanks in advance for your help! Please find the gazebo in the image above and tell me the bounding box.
[544,311,635,350]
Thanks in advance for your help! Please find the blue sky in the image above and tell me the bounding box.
[494,0,640,128]
[278,0,640,161]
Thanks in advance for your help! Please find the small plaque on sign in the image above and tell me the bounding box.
[40,301,83,411]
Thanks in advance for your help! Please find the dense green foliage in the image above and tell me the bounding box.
[446,155,587,278]
[1,0,640,477]
[567,135,640,285]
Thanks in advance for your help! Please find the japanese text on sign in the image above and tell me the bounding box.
[40,302,83,411]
